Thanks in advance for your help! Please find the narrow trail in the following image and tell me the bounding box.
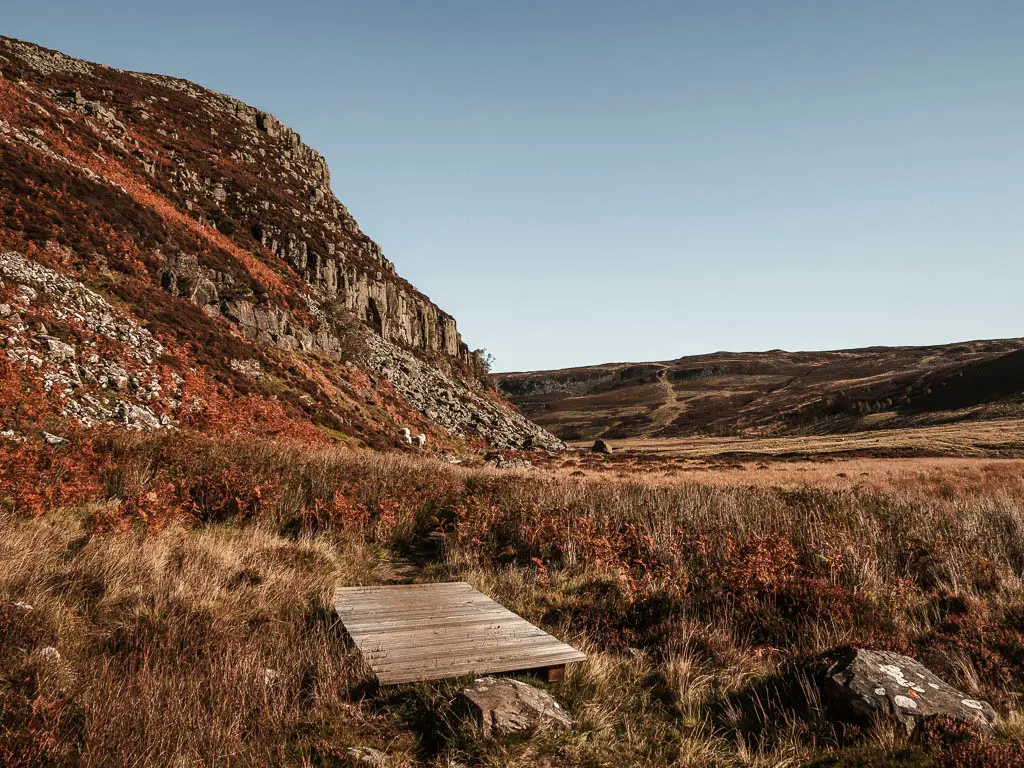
[373,557,423,584]
[644,365,682,437]
[372,530,444,584]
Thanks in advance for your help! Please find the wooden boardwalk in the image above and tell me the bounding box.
[334,582,586,685]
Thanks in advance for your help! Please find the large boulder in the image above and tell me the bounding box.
[822,648,997,734]
[460,677,572,739]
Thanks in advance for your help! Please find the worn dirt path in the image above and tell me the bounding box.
[644,365,682,437]
[372,530,444,584]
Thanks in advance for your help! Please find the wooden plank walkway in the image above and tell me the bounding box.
[334,582,586,685]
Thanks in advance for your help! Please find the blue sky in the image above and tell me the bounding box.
[5,1,1023,371]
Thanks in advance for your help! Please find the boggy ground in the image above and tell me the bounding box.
[3,433,1024,766]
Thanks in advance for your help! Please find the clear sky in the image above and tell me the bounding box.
[5,1,1023,372]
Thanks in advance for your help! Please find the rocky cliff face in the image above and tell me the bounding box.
[0,36,563,450]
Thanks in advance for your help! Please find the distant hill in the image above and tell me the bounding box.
[496,339,1024,441]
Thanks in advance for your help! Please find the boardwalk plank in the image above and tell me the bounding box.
[334,583,585,685]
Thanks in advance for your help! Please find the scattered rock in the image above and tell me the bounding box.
[592,439,612,455]
[41,431,68,446]
[822,648,997,734]
[12,601,33,611]
[55,89,86,106]
[485,452,533,470]
[46,337,76,363]
[0,429,25,443]
[460,676,572,739]
[229,358,264,379]
[0,251,173,431]
[261,668,281,685]
[344,747,388,767]
[37,646,61,662]
[368,336,566,452]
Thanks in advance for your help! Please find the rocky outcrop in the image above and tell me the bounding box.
[135,62,471,367]
[822,648,997,734]
[249,220,470,364]
[460,677,572,739]
[1,35,476,370]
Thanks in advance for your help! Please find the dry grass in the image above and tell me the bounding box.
[2,435,1024,766]
[591,418,1024,459]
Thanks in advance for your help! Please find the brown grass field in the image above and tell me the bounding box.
[4,429,1024,766]
[589,418,1024,460]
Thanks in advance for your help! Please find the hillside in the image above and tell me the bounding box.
[497,338,1024,442]
[0,36,562,452]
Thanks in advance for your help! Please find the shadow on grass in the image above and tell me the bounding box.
[712,651,854,755]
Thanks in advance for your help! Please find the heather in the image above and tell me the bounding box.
[3,429,1024,766]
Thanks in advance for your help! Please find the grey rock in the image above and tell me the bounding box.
[823,648,997,734]
[460,676,572,739]
[486,452,533,470]
[230,358,264,379]
[592,439,612,455]
[256,110,281,137]
[41,431,68,445]
[46,338,76,363]
[55,90,86,105]
[344,747,388,767]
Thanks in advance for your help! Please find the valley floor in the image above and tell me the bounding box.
[3,431,1024,766]
[573,417,1024,459]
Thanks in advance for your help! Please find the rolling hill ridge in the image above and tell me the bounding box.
[497,338,1024,442]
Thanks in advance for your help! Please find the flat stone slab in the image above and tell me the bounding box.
[334,582,585,685]
[824,648,997,733]
[461,676,572,739]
